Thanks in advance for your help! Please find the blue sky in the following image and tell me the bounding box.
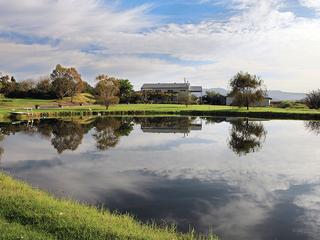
[0,0,320,91]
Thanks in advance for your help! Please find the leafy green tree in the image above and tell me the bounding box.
[304,89,320,109]
[119,79,134,103]
[34,76,55,98]
[95,74,120,109]
[50,64,83,101]
[0,74,16,96]
[229,72,266,110]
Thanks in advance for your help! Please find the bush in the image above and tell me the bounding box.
[279,101,293,108]
[304,89,320,109]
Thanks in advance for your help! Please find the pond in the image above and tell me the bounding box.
[0,116,320,240]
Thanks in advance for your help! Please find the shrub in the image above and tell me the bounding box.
[279,101,293,108]
[304,89,320,109]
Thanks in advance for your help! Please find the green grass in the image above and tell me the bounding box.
[0,173,217,240]
[1,97,320,120]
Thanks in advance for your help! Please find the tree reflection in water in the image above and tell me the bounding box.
[93,118,133,151]
[0,117,134,154]
[0,117,270,156]
[228,119,267,156]
[304,121,320,135]
[51,121,85,154]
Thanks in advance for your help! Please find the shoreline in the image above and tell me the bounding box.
[2,105,320,121]
[0,173,216,240]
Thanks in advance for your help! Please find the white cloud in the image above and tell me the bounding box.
[300,0,320,13]
[0,0,320,91]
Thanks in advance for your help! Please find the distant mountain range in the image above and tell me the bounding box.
[203,88,306,101]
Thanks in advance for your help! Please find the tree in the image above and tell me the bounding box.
[0,73,16,96]
[177,91,191,107]
[119,79,134,103]
[35,76,54,98]
[229,72,266,110]
[82,81,96,95]
[228,119,267,156]
[202,90,226,105]
[304,89,320,109]
[50,64,83,100]
[95,74,120,109]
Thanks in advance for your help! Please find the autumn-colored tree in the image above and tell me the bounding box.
[229,72,267,110]
[95,74,120,109]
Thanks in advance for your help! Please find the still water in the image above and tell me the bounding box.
[1,116,320,239]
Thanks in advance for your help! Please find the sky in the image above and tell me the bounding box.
[0,0,320,92]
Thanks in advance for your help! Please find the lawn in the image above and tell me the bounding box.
[0,173,217,240]
[1,97,320,120]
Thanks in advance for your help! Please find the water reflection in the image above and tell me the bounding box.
[0,117,206,154]
[140,117,202,134]
[228,119,267,156]
[3,118,319,157]
[305,121,320,135]
[1,117,320,240]
[93,118,133,150]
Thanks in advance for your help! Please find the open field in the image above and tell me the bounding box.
[1,97,320,120]
[0,173,216,240]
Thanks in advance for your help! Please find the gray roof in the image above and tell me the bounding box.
[190,86,202,92]
[141,83,189,90]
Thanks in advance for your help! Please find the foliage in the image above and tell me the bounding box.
[0,73,16,96]
[278,100,293,108]
[95,74,120,109]
[229,72,267,110]
[82,81,96,95]
[202,91,226,105]
[177,91,191,107]
[304,89,320,109]
[34,76,56,99]
[277,101,306,109]
[129,91,144,104]
[50,64,84,100]
[119,79,134,103]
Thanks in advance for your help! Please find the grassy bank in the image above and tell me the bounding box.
[1,98,320,120]
[0,173,216,240]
